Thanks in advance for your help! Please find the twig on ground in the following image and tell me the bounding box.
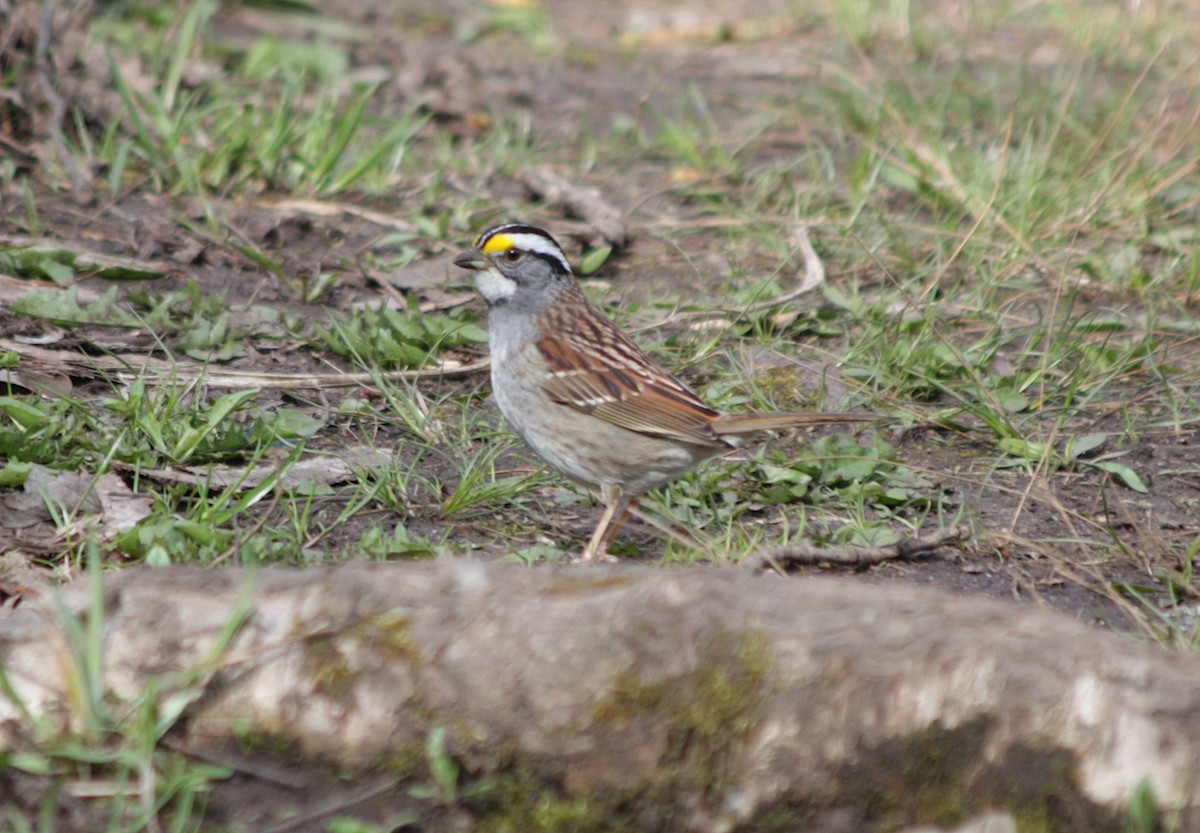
[519,166,628,247]
[160,738,309,789]
[35,0,93,200]
[634,222,826,331]
[743,524,971,572]
[0,337,489,389]
[262,776,403,833]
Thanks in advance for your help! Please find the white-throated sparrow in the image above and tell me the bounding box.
[454,223,873,562]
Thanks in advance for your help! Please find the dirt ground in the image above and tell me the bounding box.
[3,3,1199,633]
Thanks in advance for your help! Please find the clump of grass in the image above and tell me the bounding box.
[314,304,486,370]
[94,0,429,197]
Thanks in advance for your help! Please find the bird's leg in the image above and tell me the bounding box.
[597,498,635,552]
[580,483,629,563]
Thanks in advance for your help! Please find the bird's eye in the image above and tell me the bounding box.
[503,249,523,263]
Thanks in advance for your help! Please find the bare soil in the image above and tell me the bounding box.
[3,0,1196,633]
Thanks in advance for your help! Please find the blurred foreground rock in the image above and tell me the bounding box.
[0,561,1196,831]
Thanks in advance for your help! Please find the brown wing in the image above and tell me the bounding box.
[535,292,728,448]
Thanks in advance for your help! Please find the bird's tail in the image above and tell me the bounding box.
[712,411,877,441]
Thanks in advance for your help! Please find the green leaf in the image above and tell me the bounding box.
[578,243,613,276]
[269,409,324,439]
[77,252,166,280]
[358,524,437,559]
[10,286,140,327]
[450,322,488,343]
[878,160,921,194]
[183,341,247,363]
[426,727,459,799]
[206,389,261,428]
[831,457,878,483]
[998,437,1047,461]
[502,544,565,565]
[319,304,487,369]
[882,487,914,504]
[1126,777,1159,833]
[1092,461,1149,493]
[0,396,51,430]
[995,390,1029,413]
[170,389,260,461]
[39,259,76,284]
[383,307,425,342]
[0,244,165,281]
[9,752,54,775]
[821,282,857,312]
[0,460,32,486]
[1064,432,1107,461]
[759,463,805,484]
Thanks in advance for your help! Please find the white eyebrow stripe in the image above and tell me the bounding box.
[499,233,571,272]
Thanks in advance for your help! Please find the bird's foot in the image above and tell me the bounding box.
[564,546,619,565]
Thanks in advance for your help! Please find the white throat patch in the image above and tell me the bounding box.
[475,268,518,304]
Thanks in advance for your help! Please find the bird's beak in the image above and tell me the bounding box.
[453,248,486,270]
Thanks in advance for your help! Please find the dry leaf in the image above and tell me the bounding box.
[117,446,392,492]
[93,472,153,532]
[0,466,150,538]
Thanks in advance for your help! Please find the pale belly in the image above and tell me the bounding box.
[491,348,712,496]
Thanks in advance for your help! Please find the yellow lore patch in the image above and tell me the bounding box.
[480,233,515,254]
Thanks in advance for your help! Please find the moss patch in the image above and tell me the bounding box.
[838,717,1128,833]
[352,610,421,663]
[398,627,778,833]
[302,631,359,700]
[471,777,614,833]
[295,609,418,702]
[591,628,776,813]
